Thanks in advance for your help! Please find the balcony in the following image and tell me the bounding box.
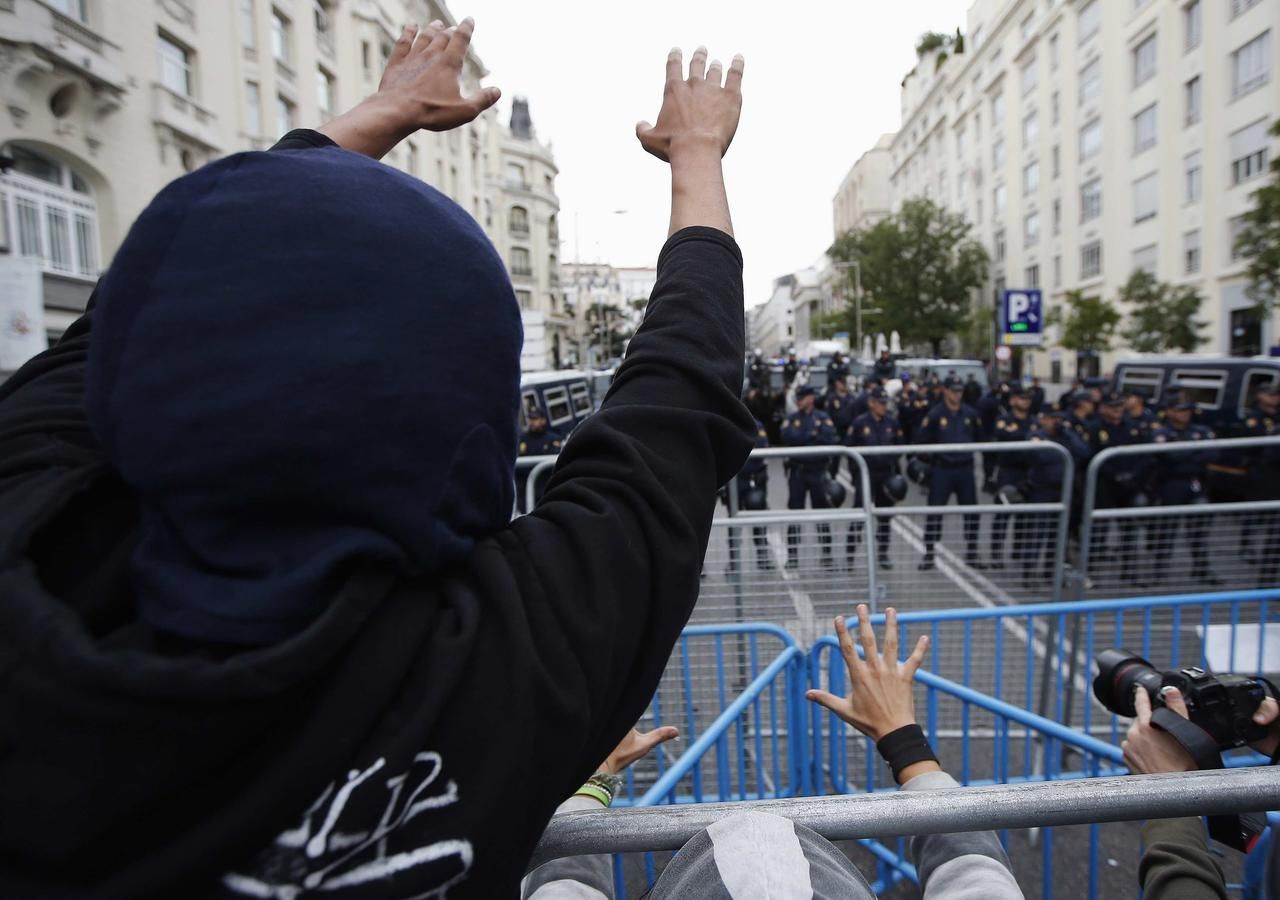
[317,29,335,60]
[510,222,530,236]
[275,58,296,94]
[511,266,534,279]
[151,83,223,151]
[2,0,128,94]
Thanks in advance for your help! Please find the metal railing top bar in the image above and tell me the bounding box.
[713,510,868,525]
[851,439,1072,462]
[635,644,805,807]
[529,768,1280,867]
[838,587,1279,624]
[679,622,801,649]
[1090,498,1280,519]
[868,503,1064,515]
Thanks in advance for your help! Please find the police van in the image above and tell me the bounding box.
[1111,357,1280,434]
[893,358,990,389]
[519,371,595,434]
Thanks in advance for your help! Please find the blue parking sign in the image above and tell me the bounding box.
[1001,289,1042,346]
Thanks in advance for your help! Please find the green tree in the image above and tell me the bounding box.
[955,303,995,359]
[1235,120,1280,314]
[809,308,851,341]
[830,198,990,357]
[1046,290,1121,354]
[1118,270,1208,353]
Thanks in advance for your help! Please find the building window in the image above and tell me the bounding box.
[275,94,294,136]
[314,0,332,43]
[1079,118,1102,161]
[361,41,371,76]
[1023,110,1039,146]
[1053,255,1062,287]
[515,290,533,311]
[1024,211,1041,247]
[1080,178,1102,222]
[1185,151,1203,203]
[956,126,967,157]
[995,229,1007,262]
[1184,229,1201,274]
[1184,1,1201,52]
[1133,103,1157,154]
[1079,58,1101,106]
[1232,31,1272,98]
[1184,77,1201,127]
[240,0,256,50]
[1021,12,1036,41]
[1081,240,1103,279]
[1231,119,1271,186]
[1025,264,1040,289]
[157,32,193,97]
[1021,57,1038,96]
[992,92,1005,128]
[2,144,98,278]
[1052,198,1062,235]
[1133,172,1158,222]
[510,205,529,234]
[1133,33,1157,88]
[1232,0,1264,19]
[1051,91,1060,125]
[244,81,261,134]
[1133,244,1157,277]
[505,162,526,188]
[271,9,291,66]
[1230,215,1249,261]
[1050,33,1060,70]
[48,0,88,21]
[511,247,532,276]
[993,139,1006,170]
[1052,145,1061,179]
[316,68,334,121]
[1078,0,1100,44]
[1023,160,1040,194]
[994,183,1007,217]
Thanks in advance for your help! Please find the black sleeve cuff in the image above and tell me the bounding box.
[876,724,939,783]
[657,226,743,271]
[269,129,339,152]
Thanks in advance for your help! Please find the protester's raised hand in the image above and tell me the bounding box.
[599,726,679,775]
[377,19,501,132]
[637,47,744,163]
[805,605,929,741]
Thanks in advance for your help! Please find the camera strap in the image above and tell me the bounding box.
[1151,708,1265,853]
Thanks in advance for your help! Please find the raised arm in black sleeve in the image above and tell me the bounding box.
[507,225,754,779]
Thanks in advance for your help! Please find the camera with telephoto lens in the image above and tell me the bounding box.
[1093,649,1269,750]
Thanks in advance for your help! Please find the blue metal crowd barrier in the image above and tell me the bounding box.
[596,593,1279,899]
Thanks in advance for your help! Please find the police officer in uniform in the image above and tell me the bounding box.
[826,352,850,388]
[1021,407,1090,587]
[1091,392,1152,583]
[988,384,1035,570]
[977,382,1006,493]
[1151,399,1219,584]
[516,407,563,512]
[824,375,857,477]
[900,378,933,445]
[726,419,773,572]
[1241,382,1280,582]
[1064,390,1097,446]
[748,348,770,391]
[1029,377,1046,416]
[782,349,801,388]
[781,385,839,569]
[917,376,985,570]
[873,350,896,382]
[847,386,904,569]
[1123,388,1159,435]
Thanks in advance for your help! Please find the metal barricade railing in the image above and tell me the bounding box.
[1079,435,1280,602]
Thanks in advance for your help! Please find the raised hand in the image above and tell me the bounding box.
[377,19,501,133]
[636,46,744,164]
[806,605,929,741]
[599,726,679,776]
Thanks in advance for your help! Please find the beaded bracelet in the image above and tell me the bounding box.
[574,771,624,807]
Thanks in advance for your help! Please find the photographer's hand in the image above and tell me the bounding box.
[319,18,500,160]
[637,47,743,237]
[1248,696,1279,758]
[1122,687,1197,774]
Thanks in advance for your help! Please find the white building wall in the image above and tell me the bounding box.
[833,133,895,235]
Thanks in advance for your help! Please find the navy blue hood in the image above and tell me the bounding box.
[86,148,522,645]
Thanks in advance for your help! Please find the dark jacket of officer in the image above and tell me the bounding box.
[1152,422,1218,482]
[825,390,857,440]
[781,406,839,468]
[518,424,563,456]
[873,356,896,380]
[1242,403,1280,498]
[748,357,770,390]
[977,391,1003,438]
[992,411,1036,481]
[826,358,850,386]
[739,420,769,486]
[1027,424,1090,492]
[783,359,800,386]
[849,411,903,477]
[918,402,984,465]
[899,389,931,442]
[1092,416,1151,487]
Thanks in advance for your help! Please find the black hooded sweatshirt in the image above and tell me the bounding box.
[0,132,753,898]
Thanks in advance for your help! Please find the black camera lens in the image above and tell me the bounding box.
[1093,649,1164,717]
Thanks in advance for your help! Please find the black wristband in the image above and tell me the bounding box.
[876,724,939,783]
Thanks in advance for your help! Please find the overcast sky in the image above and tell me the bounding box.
[456,1,968,307]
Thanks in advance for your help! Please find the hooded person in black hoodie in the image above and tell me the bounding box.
[0,19,752,900]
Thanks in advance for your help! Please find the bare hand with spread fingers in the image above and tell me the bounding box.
[599,726,679,776]
[320,17,501,159]
[806,605,930,742]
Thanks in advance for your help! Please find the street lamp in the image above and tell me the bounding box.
[831,260,881,356]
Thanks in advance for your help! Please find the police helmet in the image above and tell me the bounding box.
[884,473,909,502]
[907,457,931,485]
[997,483,1024,505]
[742,486,768,510]
[825,478,847,508]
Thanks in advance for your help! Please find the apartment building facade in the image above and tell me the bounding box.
[0,0,564,368]
[849,0,1279,377]
[833,133,895,235]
